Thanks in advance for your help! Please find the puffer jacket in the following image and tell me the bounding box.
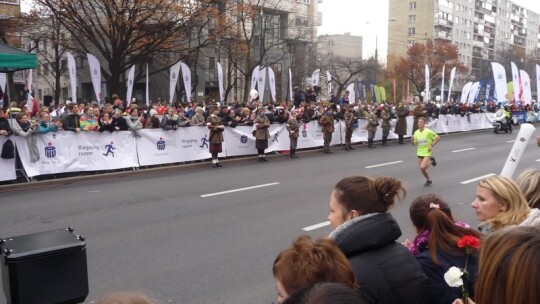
[330,213,427,304]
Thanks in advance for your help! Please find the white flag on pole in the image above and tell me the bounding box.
[217,61,224,103]
[0,73,6,93]
[268,67,276,102]
[169,61,181,104]
[346,83,355,104]
[288,68,293,102]
[460,82,473,104]
[510,61,520,102]
[311,69,320,87]
[87,53,102,104]
[66,52,77,102]
[519,69,532,105]
[250,65,260,102]
[145,63,149,107]
[180,62,192,103]
[467,82,480,105]
[491,62,508,103]
[447,67,456,102]
[440,65,445,103]
[257,67,267,102]
[326,71,332,97]
[126,65,135,106]
[537,64,540,104]
[27,69,33,113]
[425,64,430,101]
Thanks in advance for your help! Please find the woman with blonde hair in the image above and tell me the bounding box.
[273,235,357,304]
[327,175,427,304]
[471,175,540,234]
[515,168,540,208]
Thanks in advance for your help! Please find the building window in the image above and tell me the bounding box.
[409,2,416,10]
[0,0,19,4]
[409,15,416,22]
[296,0,310,4]
[408,27,416,35]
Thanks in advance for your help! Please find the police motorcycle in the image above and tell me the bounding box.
[493,108,512,134]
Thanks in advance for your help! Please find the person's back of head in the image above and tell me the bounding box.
[333,176,406,215]
[475,226,540,304]
[409,193,482,262]
[96,292,156,304]
[273,235,357,303]
[515,168,540,209]
[282,283,367,304]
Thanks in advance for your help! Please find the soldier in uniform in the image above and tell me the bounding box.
[206,106,224,168]
[319,109,335,154]
[395,101,409,144]
[366,106,379,148]
[254,107,271,162]
[380,105,392,146]
[343,104,356,150]
[286,110,300,158]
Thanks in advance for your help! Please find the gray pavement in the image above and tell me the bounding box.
[0,128,539,303]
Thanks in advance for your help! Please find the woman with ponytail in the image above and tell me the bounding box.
[327,175,427,304]
[407,194,482,304]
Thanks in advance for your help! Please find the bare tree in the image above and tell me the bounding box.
[33,0,212,100]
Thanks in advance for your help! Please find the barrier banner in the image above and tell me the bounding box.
[297,121,324,149]
[15,131,138,177]
[7,113,503,178]
[0,137,16,181]
[136,127,213,166]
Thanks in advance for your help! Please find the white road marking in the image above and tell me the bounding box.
[365,160,403,169]
[201,182,280,197]
[536,159,540,162]
[452,148,476,153]
[460,173,496,185]
[507,140,515,143]
[303,221,331,231]
[87,190,101,193]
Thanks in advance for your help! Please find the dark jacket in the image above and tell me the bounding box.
[62,113,81,132]
[330,213,427,304]
[0,117,13,136]
[416,250,478,304]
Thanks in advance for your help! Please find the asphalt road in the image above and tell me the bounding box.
[1,127,539,304]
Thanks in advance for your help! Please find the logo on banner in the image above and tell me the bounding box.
[172,72,176,80]
[302,123,308,138]
[184,75,189,82]
[103,141,116,157]
[272,130,280,142]
[93,67,98,76]
[240,135,248,144]
[129,79,133,86]
[45,142,56,158]
[498,74,503,80]
[525,81,528,86]
[157,137,166,150]
[199,135,209,148]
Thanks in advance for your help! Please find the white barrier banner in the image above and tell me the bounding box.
[15,132,138,177]
[223,126,257,156]
[0,137,16,181]
[11,114,500,176]
[136,128,212,166]
[297,121,324,149]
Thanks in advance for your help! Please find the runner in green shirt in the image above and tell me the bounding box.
[412,116,440,186]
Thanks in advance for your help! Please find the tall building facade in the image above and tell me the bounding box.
[318,33,363,61]
[388,0,540,78]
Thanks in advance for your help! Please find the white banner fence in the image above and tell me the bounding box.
[0,113,498,181]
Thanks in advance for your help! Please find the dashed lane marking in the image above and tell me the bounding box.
[365,160,403,169]
[201,182,280,197]
[460,173,496,185]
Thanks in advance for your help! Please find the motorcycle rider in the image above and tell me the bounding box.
[503,105,512,133]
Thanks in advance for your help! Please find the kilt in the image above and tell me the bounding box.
[209,143,222,154]
[256,139,268,150]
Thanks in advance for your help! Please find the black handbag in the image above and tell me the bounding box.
[1,138,15,159]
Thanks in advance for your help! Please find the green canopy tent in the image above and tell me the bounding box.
[0,42,37,72]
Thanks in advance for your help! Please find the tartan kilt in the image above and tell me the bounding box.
[209,143,222,154]
[256,139,268,150]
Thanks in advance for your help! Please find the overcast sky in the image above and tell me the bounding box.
[318,0,540,62]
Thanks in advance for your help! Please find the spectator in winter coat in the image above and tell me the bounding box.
[406,194,482,304]
[327,175,427,304]
[62,103,81,133]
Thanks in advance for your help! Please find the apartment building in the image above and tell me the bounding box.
[388,0,540,83]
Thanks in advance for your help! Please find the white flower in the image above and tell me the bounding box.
[444,266,464,287]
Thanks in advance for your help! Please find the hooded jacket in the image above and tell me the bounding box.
[330,213,427,304]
